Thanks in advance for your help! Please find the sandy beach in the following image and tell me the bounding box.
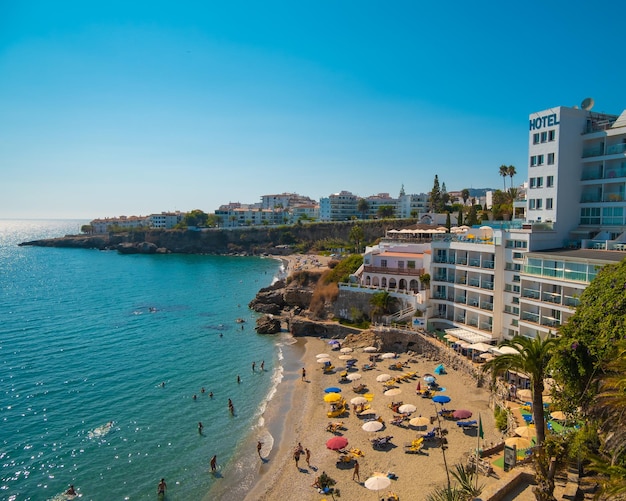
[243,254,503,500]
[245,336,501,500]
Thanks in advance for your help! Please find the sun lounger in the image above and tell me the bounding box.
[349,448,364,457]
[456,420,477,428]
[371,435,394,449]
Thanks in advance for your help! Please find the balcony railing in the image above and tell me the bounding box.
[541,293,562,304]
[604,167,626,179]
[457,258,467,265]
[607,143,626,155]
[481,281,494,290]
[363,265,421,276]
[480,322,493,332]
[469,259,481,267]
[480,302,494,311]
[521,311,540,323]
[604,194,624,202]
[434,274,447,282]
[454,296,467,304]
[581,194,602,203]
[482,260,495,269]
[541,318,561,328]
[522,289,540,300]
[468,278,480,287]
[582,147,604,158]
[564,296,580,307]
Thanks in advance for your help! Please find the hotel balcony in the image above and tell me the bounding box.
[363,265,421,276]
[582,147,604,158]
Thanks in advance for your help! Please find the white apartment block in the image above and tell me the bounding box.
[90,215,150,233]
[149,212,185,229]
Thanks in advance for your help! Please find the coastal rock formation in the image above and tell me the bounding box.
[289,318,361,338]
[248,281,287,315]
[117,242,158,254]
[255,315,282,334]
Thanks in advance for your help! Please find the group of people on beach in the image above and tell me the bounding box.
[293,442,311,469]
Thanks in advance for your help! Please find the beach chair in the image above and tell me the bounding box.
[390,415,406,427]
[339,371,348,382]
[420,429,436,440]
[456,420,477,429]
[349,447,364,458]
[362,363,375,371]
[323,361,335,373]
[336,454,353,465]
[403,437,423,454]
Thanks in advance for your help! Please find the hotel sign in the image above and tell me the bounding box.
[529,113,559,131]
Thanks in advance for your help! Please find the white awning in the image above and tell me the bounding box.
[444,328,492,344]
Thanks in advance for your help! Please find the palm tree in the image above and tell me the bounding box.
[461,188,470,206]
[357,198,370,219]
[507,165,517,189]
[499,165,509,190]
[483,335,558,446]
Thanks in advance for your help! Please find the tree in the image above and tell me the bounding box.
[430,175,443,213]
[370,291,392,322]
[507,165,517,189]
[377,205,395,218]
[357,199,370,219]
[81,225,93,234]
[466,205,478,226]
[483,335,558,446]
[457,207,463,226]
[445,212,451,232]
[461,189,470,206]
[420,273,431,291]
[552,258,626,414]
[183,209,209,227]
[349,224,365,253]
[499,165,509,190]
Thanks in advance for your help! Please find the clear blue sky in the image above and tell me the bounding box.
[2,1,625,219]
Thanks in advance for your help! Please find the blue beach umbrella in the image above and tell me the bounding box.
[432,395,451,404]
[325,387,342,393]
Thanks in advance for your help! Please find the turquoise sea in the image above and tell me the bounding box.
[0,220,295,501]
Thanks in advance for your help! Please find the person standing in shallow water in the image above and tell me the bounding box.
[210,455,217,472]
[157,478,167,495]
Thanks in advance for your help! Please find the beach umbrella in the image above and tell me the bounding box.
[416,381,421,392]
[351,396,368,405]
[316,353,330,358]
[358,408,376,416]
[432,395,451,404]
[423,376,436,384]
[452,409,472,419]
[479,353,494,361]
[498,346,520,355]
[409,416,430,427]
[317,358,331,365]
[325,387,342,393]
[469,342,492,352]
[515,426,536,438]
[365,475,391,492]
[340,347,353,354]
[384,388,401,396]
[324,393,342,403]
[362,420,384,432]
[376,374,392,382]
[517,389,532,401]
[347,373,362,381]
[550,411,566,421]
[505,437,532,449]
[363,346,378,353]
[398,404,416,414]
[326,436,348,450]
[381,353,396,359]
[339,354,353,360]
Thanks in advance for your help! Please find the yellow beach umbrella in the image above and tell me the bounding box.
[514,426,536,439]
[505,437,532,449]
[324,393,342,403]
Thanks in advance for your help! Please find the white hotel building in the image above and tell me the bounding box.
[428,101,626,344]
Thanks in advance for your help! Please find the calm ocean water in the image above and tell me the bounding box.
[0,220,291,501]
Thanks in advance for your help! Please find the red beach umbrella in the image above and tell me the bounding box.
[326,436,348,450]
[416,381,421,392]
[452,409,473,420]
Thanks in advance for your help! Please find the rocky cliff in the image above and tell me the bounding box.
[19,220,418,255]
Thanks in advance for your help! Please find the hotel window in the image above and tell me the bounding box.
[546,198,553,210]
[536,177,544,188]
[381,259,388,268]
[533,133,540,144]
[547,175,554,187]
[530,156,538,167]
[540,131,548,143]
[530,178,536,188]
[536,199,543,209]
[529,199,536,209]
[547,153,555,165]
[548,130,556,141]
[580,207,601,225]
[602,206,624,225]
[537,155,545,165]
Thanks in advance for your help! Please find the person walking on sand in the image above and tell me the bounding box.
[210,455,217,472]
[353,460,360,481]
[293,448,301,468]
[305,448,311,467]
[257,441,263,458]
[301,367,306,381]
